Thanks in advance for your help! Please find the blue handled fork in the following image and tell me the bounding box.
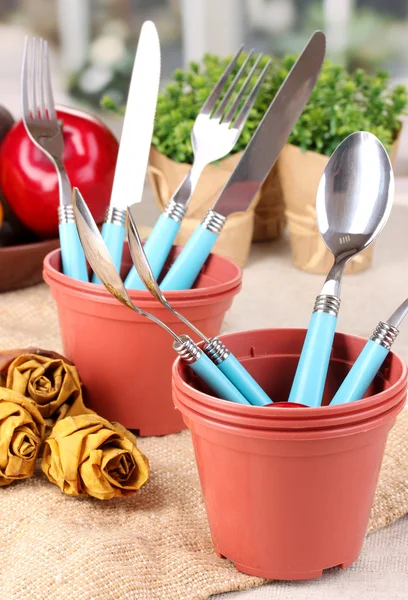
[125,49,269,289]
[21,36,88,281]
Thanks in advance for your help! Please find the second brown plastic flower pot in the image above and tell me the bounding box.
[172,328,407,580]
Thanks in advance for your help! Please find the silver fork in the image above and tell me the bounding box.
[124,49,271,289]
[172,49,268,209]
[21,36,88,281]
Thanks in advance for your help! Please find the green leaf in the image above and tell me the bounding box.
[104,53,408,163]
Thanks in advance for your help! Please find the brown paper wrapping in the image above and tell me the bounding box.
[252,159,286,242]
[147,146,284,266]
[279,139,399,275]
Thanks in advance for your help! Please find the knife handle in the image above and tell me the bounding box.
[92,208,126,284]
[211,349,272,406]
[330,321,399,406]
[188,351,250,405]
[92,221,126,284]
[288,296,340,408]
[59,222,89,282]
[161,210,226,291]
[125,201,185,289]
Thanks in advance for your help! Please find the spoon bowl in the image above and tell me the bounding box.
[316,131,393,263]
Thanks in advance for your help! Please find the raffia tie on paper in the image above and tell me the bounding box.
[285,205,368,272]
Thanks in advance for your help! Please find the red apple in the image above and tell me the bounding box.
[0,106,119,239]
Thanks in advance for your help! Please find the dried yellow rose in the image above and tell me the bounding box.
[42,414,149,500]
[0,387,45,486]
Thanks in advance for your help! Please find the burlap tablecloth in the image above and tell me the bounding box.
[0,242,408,599]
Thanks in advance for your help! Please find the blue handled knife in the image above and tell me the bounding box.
[160,31,326,291]
[92,20,161,283]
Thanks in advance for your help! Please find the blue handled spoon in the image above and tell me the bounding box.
[127,205,272,407]
[288,132,394,408]
[73,187,249,406]
[330,298,408,406]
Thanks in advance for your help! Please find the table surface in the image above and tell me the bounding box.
[214,515,408,599]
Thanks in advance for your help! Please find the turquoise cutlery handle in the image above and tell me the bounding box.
[161,224,219,291]
[330,339,389,406]
[216,352,272,406]
[125,213,181,289]
[189,352,250,405]
[59,222,88,282]
[93,221,125,284]
[288,310,338,407]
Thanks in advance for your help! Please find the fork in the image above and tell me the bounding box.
[21,37,88,281]
[124,48,267,289]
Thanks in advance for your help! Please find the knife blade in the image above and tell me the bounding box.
[93,20,161,282]
[160,31,326,291]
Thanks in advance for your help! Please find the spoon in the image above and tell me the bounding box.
[126,206,272,407]
[330,298,407,406]
[288,131,394,408]
[72,187,250,406]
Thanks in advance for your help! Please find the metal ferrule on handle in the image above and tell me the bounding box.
[173,335,249,405]
[288,294,341,408]
[125,199,187,289]
[201,210,227,234]
[105,206,127,226]
[58,204,76,224]
[174,334,202,364]
[313,294,341,316]
[370,321,399,349]
[58,205,89,282]
[160,209,226,291]
[330,321,399,407]
[204,337,272,407]
[204,337,230,364]
[164,198,187,222]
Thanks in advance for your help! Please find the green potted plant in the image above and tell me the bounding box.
[103,53,407,270]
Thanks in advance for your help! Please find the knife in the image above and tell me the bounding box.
[92,20,161,283]
[160,31,326,291]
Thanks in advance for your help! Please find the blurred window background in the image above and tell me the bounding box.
[1,0,408,168]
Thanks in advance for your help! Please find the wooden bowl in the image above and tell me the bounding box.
[0,237,60,292]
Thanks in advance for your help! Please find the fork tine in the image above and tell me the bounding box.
[43,40,57,121]
[21,36,31,121]
[222,54,262,125]
[31,37,39,120]
[38,39,47,120]
[212,50,254,121]
[232,59,272,132]
[199,45,244,116]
